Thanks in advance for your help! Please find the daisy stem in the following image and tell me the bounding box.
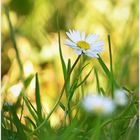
[28,54,81,136]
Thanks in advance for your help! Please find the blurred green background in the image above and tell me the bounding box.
[2,0,138,127]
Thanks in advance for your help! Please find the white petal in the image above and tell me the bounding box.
[85,34,92,43]
[91,40,104,47]
[90,41,104,52]
[66,32,74,42]
[81,32,86,40]
[66,30,81,43]
[90,46,104,53]
[64,39,78,49]
[75,49,82,55]
[85,50,97,58]
[86,34,100,44]
[75,30,81,42]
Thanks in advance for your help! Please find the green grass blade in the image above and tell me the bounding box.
[67,59,71,74]
[15,74,34,109]
[76,66,93,88]
[67,66,93,105]
[71,62,89,86]
[97,55,119,88]
[23,96,38,121]
[24,96,37,114]
[67,63,91,103]
[19,99,24,122]
[5,6,24,77]
[100,87,105,95]
[28,55,81,136]
[23,74,34,88]
[35,73,42,122]
[108,34,113,73]
[108,34,114,97]
[59,102,66,112]
[97,55,111,78]
[65,59,71,97]
[57,13,67,80]
[12,107,27,140]
[94,68,100,94]
[24,116,37,129]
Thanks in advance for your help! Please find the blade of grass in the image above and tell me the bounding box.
[100,87,105,95]
[67,63,91,104]
[5,6,24,77]
[94,68,100,94]
[11,107,27,140]
[71,62,90,87]
[9,112,14,138]
[19,99,24,122]
[65,59,72,122]
[125,115,138,140]
[66,65,93,121]
[24,96,37,114]
[66,62,91,114]
[15,74,34,109]
[100,116,133,129]
[97,55,119,88]
[108,34,113,74]
[91,118,101,140]
[24,116,37,129]
[35,73,43,122]
[108,34,114,97]
[28,54,81,136]
[59,102,66,112]
[65,59,71,97]
[76,66,93,88]
[57,13,67,80]
[23,96,38,121]
[23,74,34,88]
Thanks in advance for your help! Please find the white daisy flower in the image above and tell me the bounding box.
[64,29,104,58]
[82,94,115,115]
[114,89,128,106]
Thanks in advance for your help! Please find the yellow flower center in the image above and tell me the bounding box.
[77,41,90,50]
[93,106,105,114]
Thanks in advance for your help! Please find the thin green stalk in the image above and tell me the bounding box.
[97,55,119,88]
[5,7,24,77]
[35,73,43,123]
[9,112,13,138]
[67,102,72,123]
[57,13,66,80]
[94,68,100,94]
[80,55,85,98]
[19,99,24,122]
[91,117,102,140]
[100,116,133,128]
[108,35,114,97]
[108,35,113,74]
[28,55,81,136]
